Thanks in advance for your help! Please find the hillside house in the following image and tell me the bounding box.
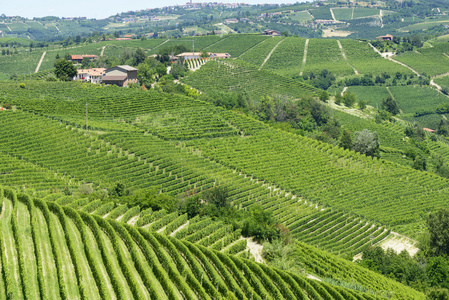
[71,55,99,64]
[377,34,394,41]
[73,68,106,84]
[262,29,280,36]
[101,65,138,87]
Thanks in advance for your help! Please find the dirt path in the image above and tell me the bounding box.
[6,25,11,32]
[387,56,420,75]
[127,215,140,226]
[3,199,23,299]
[35,51,46,73]
[379,231,419,256]
[51,214,80,299]
[151,39,169,51]
[337,40,358,75]
[299,39,309,76]
[259,38,285,70]
[245,238,263,263]
[330,8,336,21]
[66,218,100,298]
[341,86,348,96]
[351,7,354,19]
[326,99,373,120]
[170,221,189,236]
[84,225,116,299]
[386,86,395,99]
[100,45,106,56]
[35,208,60,300]
[430,79,442,91]
[379,10,384,28]
[117,238,150,299]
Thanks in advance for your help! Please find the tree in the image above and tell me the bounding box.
[428,256,449,288]
[137,62,156,86]
[381,96,400,115]
[358,100,367,111]
[335,93,343,105]
[319,90,329,102]
[54,59,77,81]
[310,100,329,126]
[353,129,380,157]
[413,155,427,171]
[133,47,146,66]
[343,92,356,107]
[427,208,449,257]
[339,130,352,150]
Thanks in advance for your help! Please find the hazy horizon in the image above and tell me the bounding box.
[2,0,306,20]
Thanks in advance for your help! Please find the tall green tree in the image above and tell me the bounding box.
[427,208,449,257]
[381,96,400,115]
[54,59,77,81]
[339,130,352,150]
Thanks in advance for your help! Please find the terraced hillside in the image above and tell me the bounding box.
[1,82,449,240]
[0,107,388,255]
[182,59,318,99]
[0,186,415,300]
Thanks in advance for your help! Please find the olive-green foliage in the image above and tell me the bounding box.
[353,129,380,157]
[54,59,77,81]
[427,208,449,257]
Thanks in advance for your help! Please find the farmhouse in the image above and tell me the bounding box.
[73,68,106,84]
[262,29,280,36]
[377,34,394,41]
[71,55,99,63]
[101,65,138,87]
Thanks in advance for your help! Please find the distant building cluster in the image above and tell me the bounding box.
[73,65,139,87]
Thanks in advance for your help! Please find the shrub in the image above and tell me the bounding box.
[19,83,26,89]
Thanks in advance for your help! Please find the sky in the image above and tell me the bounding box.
[1,0,304,19]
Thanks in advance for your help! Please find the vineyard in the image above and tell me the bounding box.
[238,36,284,66]
[262,37,306,78]
[339,40,411,76]
[2,31,448,298]
[302,39,354,77]
[0,186,426,299]
[181,59,318,99]
[394,43,449,77]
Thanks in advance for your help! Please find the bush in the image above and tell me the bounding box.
[2,103,12,110]
[19,83,26,89]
